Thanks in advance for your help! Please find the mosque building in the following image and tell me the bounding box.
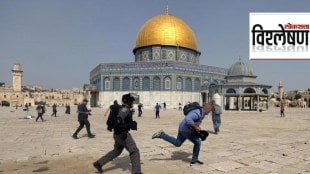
[88,7,272,109]
[87,7,228,108]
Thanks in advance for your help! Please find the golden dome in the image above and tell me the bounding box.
[134,13,199,52]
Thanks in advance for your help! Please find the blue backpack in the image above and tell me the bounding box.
[183,102,202,116]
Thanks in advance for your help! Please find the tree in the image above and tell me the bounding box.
[294,93,302,100]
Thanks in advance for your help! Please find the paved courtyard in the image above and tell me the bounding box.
[0,106,309,174]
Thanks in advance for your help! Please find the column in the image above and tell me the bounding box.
[87,91,91,108]
[100,75,103,91]
[139,76,143,90]
[120,77,123,91]
[191,77,194,92]
[257,95,260,111]
[129,77,133,91]
[229,96,234,110]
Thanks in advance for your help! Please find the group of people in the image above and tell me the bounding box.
[70,94,222,174]
[35,103,71,122]
[71,95,141,173]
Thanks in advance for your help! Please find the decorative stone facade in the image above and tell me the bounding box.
[89,61,227,108]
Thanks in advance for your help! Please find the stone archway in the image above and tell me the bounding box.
[142,77,150,90]
[244,87,256,93]
[1,100,10,107]
[262,88,268,94]
[113,77,120,91]
[226,88,237,110]
[153,76,161,91]
[243,88,256,110]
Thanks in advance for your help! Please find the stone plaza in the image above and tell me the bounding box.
[0,106,309,173]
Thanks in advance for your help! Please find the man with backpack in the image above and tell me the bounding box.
[152,102,212,165]
[51,104,57,117]
[35,104,45,122]
[93,93,142,174]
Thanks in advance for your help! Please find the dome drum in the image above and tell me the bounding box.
[134,45,200,63]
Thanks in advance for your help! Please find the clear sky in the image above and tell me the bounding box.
[1,0,310,92]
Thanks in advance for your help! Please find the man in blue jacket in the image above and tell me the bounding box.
[152,103,212,165]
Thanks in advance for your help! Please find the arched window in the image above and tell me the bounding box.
[194,78,201,91]
[244,88,256,93]
[133,77,140,90]
[123,77,130,91]
[142,77,150,90]
[153,76,161,90]
[226,88,236,93]
[177,77,182,90]
[104,77,110,90]
[185,77,192,91]
[113,77,120,91]
[262,88,268,94]
[164,76,171,90]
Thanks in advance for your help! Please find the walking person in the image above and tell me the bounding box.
[178,102,182,111]
[163,102,166,110]
[51,104,57,117]
[35,105,45,122]
[93,93,142,174]
[72,99,95,139]
[65,104,71,114]
[152,103,212,165]
[137,103,143,117]
[280,99,285,117]
[154,103,161,119]
[211,100,222,134]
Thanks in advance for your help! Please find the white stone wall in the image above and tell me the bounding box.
[98,91,202,109]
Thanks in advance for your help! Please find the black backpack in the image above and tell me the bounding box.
[106,105,121,131]
[183,102,202,116]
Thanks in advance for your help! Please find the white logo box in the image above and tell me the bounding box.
[249,13,310,60]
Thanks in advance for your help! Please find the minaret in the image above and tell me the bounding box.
[12,63,23,92]
[278,81,283,100]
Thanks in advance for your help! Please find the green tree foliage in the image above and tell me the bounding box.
[294,93,302,100]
